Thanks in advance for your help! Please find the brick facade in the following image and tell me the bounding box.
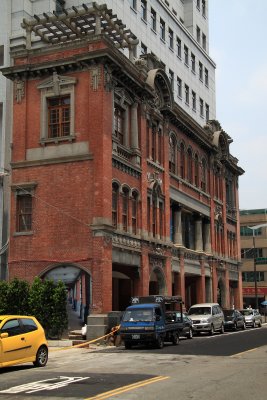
[2,12,244,314]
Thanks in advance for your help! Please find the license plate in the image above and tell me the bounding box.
[132,334,140,340]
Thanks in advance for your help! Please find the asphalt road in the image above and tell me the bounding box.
[0,325,267,400]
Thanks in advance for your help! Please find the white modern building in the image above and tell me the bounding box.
[0,0,215,279]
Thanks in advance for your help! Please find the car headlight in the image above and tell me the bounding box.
[201,318,211,323]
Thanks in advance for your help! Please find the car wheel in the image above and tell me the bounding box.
[156,336,164,349]
[220,323,225,334]
[172,333,179,345]
[242,322,246,330]
[187,328,193,339]
[124,341,132,349]
[234,322,238,331]
[253,320,257,328]
[209,324,215,335]
[258,320,262,328]
[33,345,48,367]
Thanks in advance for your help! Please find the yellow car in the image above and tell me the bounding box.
[0,315,48,368]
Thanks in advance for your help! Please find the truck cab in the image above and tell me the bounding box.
[120,295,183,349]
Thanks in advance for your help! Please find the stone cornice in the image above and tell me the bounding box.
[11,154,93,169]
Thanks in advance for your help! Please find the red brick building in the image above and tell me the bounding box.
[2,5,244,320]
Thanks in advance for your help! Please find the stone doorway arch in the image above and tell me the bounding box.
[41,263,92,335]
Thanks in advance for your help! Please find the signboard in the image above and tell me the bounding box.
[242,287,267,295]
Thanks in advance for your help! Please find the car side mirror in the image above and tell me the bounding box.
[0,332,9,339]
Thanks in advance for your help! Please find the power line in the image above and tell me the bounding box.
[13,184,91,229]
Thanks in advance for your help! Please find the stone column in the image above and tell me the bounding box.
[131,102,139,149]
[95,15,101,35]
[124,107,129,147]
[174,209,183,245]
[195,217,203,251]
[203,221,211,253]
[156,198,160,240]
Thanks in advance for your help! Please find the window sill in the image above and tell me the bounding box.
[13,231,33,237]
[40,135,76,146]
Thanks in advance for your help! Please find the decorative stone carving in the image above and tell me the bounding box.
[214,205,223,224]
[52,72,60,95]
[15,80,25,103]
[112,233,141,249]
[104,64,113,91]
[90,67,101,91]
[147,172,162,190]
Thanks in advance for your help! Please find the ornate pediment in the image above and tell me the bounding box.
[37,72,77,95]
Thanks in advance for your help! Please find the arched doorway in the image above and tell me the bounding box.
[149,267,166,295]
[41,263,91,333]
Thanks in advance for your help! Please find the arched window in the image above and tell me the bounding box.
[132,192,138,235]
[180,142,185,179]
[114,106,124,144]
[152,194,157,238]
[194,153,199,187]
[158,127,163,164]
[122,187,129,232]
[152,125,157,162]
[187,148,193,183]
[169,134,176,173]
[112,183,119,228]
[201,158,207,192]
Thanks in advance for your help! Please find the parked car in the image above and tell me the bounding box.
[188,303,224,335]
[223,309,246,331]
[0,315,48,368]
[166,311,194,339]
[240,309,262,328]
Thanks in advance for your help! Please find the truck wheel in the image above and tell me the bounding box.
[156,336,164,349]
[172,333,179,345]
[124,341,132,349]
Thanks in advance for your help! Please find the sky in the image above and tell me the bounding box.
[209,0,267,211]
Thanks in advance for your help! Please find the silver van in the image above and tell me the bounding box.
[188,303,224,335]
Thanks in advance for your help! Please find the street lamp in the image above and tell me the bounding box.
[247,223,267,309]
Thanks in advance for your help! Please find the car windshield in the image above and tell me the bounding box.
[188,307,211,315]
[240,310,253,316]
[224,310,234,317]
[122,308,154,322]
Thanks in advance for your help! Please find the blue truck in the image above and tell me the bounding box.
[120,295,184,349]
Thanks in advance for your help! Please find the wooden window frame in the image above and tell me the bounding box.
[38,74,76,144]
[47,95,70,138]
[16,194,33,232]
[112,184,119,229]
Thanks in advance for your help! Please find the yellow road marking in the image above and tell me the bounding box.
[84,375,169,400]
[230,347,258,357]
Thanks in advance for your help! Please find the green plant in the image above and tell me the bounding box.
[0,280,8,314]
[6,278,30,314]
